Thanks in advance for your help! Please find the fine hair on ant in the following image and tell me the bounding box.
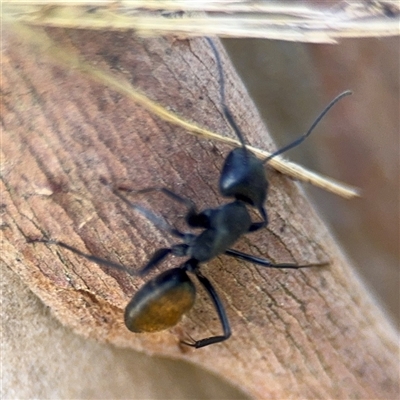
[29,37,352,348]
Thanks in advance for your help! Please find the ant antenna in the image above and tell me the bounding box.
[263,90,352,164]
[206,37,247,149]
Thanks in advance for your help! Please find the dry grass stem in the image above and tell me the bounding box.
[3,0,399,42]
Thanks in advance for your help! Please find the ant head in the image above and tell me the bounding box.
[219,147,267,211]
[124,268,196,333]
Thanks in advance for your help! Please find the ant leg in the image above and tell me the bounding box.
[138,243,191,276]
[137,248,172,276]
[117,186,210,229]
[225,248,328,269]
[248,207,268,232]
[182,269,231,348]
[28,238,136,276]
[118,187,197,213]
[29,239,191,277]
[113,189,186,238]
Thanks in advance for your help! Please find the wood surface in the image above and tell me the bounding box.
[1,28,398,398]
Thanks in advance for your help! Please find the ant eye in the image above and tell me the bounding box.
[124,268,196,333]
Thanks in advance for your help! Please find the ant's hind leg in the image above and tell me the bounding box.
[181,269,231,349]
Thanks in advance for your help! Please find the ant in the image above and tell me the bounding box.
[29,38,352,348]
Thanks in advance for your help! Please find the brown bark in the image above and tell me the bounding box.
[1,28,398,398]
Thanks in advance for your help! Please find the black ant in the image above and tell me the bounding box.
[29,38,352,348]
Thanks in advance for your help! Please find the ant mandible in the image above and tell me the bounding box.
[30,38,352,348]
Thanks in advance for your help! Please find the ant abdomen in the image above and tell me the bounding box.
[124,268,196,333]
